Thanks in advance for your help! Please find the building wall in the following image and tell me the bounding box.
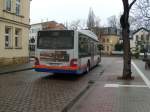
[29,24,42,52]
[29,24,42,41]
[131,29,149,48]
[0,0,30,24]
[0,0,30,66]
[131,28,150,52]
[101,35,119,55]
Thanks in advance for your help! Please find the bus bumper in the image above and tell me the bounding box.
[34,65,83,75]
[34,68,82,74]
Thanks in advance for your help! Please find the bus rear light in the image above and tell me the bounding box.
[70,59,78,67]
[34,57,40,65]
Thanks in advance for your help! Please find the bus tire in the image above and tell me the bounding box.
[86,61,90,73]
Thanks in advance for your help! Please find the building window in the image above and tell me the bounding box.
[107,46,109,51]
[136,35,138,41]
[5,26,12,48]
[141,35,144,41]
[15,28,21,48]
[146,34,149,41]
[107,38,109,43]
[16,0,21,15]
[103,38,105,43]
[5,0,12,11]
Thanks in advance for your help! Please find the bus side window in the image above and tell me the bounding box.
[79,35,89,58]
[87,39,91,55]
[94,44,97,55]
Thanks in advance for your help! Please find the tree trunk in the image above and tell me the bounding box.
[120,0,136,79]
[122,27,132,78]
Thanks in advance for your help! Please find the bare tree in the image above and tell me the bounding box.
[107,15,118,28]
[128,15,138,30]
[93,17,101,37]
[68,19,86,30]
[64,21,69,29]
[131,0,150,29]
[68,20,82,30]
[95,16,101,27]
[120,0,137,79]
[87,7,96,30]
[107,14,136,30]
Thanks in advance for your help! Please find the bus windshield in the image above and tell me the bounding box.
[37,30,74,49]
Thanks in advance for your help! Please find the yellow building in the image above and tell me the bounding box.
[101,35,119,55]
[95,27,120,55]
[0,0,30,66]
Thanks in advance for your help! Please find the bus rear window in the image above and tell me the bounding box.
[37,31,74,49]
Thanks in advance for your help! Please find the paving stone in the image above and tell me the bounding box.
[0,62,104,112]
[70,57,150,112]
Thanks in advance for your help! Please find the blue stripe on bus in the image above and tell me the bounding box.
[34,68,83,74]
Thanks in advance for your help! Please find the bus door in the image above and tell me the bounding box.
[90,42,94,66]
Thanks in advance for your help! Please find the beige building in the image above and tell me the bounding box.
[94,27,120,55]
[101,35,119,55]
[0,0,30,66]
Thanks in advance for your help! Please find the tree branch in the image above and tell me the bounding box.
[129,0,137,9]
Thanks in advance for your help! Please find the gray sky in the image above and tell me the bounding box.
[30,0,123,25]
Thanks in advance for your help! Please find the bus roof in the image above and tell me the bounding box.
[78,30,99,42]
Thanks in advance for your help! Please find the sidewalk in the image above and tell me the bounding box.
[70,58,150,112]
[0,63,33,74]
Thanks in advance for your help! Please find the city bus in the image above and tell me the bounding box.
[33,30,101,74]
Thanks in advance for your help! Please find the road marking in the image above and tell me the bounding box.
[104,84,119,87]
[104,84,148,88]
[132,61,150,88]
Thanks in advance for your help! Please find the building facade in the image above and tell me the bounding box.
[96,27,120,55]
[101,35,120,55]
[131,27,150,52]
[0,0,30,66]
[29,23,42,51]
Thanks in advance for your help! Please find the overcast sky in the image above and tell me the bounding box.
[30,0,123,25]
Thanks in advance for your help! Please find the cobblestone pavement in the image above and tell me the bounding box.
[70,57,150,112]
[0,59,104,112]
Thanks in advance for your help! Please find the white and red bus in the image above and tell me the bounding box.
[34,30,101,74]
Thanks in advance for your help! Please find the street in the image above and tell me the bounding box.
[70,57,150,112]
[0,57,150,112]
[1,0,150,111]
[132,59,150,84]
[0,59,104,112]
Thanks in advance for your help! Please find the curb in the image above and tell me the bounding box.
[62,68,105,112]
[62,83,93,112]
[0,68,33,75]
